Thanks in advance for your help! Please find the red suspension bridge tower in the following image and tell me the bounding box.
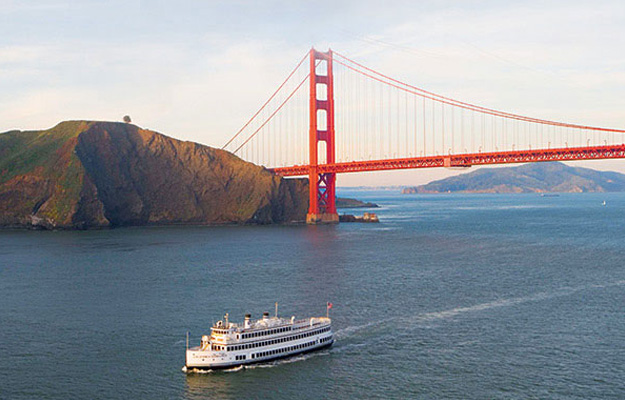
[307,49,338,224]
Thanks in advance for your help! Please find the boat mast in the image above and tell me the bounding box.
[185,331,189,366]
[275,302,278,318]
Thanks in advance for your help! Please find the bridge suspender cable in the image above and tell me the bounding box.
[222,52,309,150]
[333,52,625,134]
[232,72,311,154]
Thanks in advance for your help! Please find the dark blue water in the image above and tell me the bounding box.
[1,192,624,399]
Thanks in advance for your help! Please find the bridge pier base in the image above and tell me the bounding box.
[306,212,339,224]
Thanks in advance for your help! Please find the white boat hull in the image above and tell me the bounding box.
[185,339,333,371]
[184,313,333,372]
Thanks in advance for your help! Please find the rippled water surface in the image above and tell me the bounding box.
[1,191,624,399]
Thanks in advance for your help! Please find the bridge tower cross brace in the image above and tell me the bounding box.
[307,48,339,224]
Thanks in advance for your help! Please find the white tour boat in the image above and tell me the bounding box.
[183,304,334,371]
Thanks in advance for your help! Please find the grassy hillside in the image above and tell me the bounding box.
[0,121,308,228]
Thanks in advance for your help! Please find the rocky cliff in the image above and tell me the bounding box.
[0,121,308,229]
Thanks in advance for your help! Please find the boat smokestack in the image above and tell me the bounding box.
[262,312,269,321]
[244,313,251,328]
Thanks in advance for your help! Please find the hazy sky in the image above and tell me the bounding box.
[2,0,625,186]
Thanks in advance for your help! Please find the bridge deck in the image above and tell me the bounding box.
[270,144,625,176]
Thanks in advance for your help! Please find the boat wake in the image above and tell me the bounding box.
[333,321,379,340]
[183,365,244,374]
[334,279,625,341]
[412,279,625,324]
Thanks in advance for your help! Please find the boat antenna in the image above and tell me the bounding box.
[275,302,278,318]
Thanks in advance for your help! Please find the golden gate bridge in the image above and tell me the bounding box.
[223,48,625,224]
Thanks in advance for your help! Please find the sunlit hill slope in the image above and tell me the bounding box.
[0,121,308,229]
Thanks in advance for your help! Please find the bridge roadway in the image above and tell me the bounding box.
[270,144,625,176]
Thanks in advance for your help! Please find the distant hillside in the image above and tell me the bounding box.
[336,197,379,208]
[0,121,308,229]
[401,162,625,194]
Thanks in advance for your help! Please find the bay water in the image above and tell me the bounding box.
[1,191,624,399]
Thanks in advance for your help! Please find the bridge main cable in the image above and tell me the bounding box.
[333,51,625,134]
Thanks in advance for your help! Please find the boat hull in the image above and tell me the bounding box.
[184,340,333,372]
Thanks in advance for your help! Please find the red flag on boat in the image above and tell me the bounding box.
[327,302,333,309]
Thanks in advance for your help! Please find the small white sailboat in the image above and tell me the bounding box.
[602,200,607,206]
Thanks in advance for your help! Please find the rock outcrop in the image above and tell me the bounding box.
[0,121,308,229]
